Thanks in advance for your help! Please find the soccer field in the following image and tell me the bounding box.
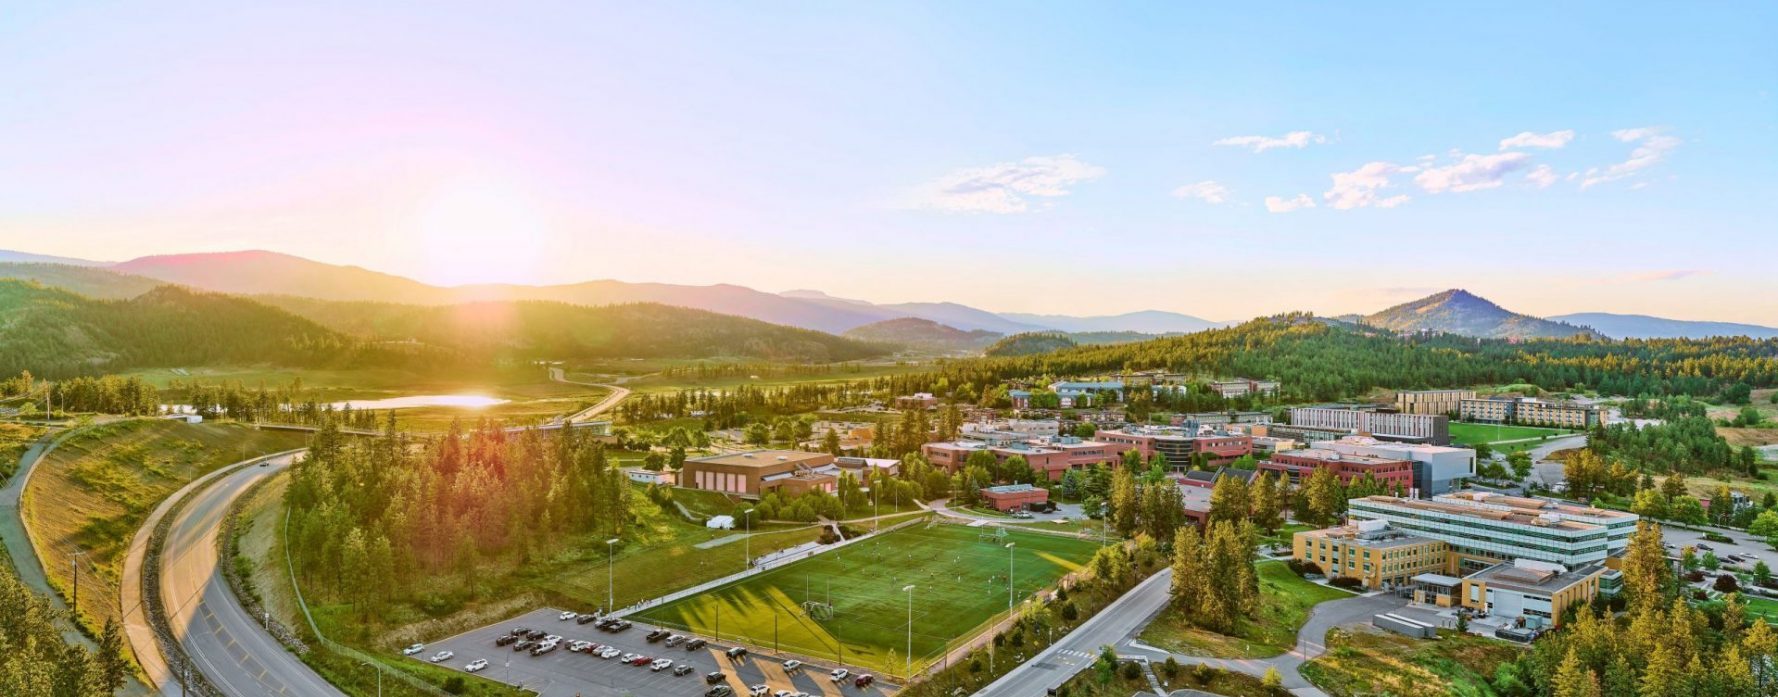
[632,521,1101,677]
[1449,422,1574,445]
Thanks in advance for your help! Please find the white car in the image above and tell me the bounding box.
[782,659,803,672]
[568,640,591,652]
[543,634,562,644]
[465,659,488,673]
[651,658,674,672]
[772,691,795,697]
[620,652,640,663]
[401,643,425,656]
[558,610,578,621]
[429,650,454,663]
[829,668,849,682]
[748,686,769,697]
[599,647,622,659]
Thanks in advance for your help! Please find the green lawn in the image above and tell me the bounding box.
[1299,626,1523,697]
[1449,422,1575,446]
[1139,561,1355,658]
[632,522,1101,676]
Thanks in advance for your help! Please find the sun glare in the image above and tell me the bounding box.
[414,176,549,286]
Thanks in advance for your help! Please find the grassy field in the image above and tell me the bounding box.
[1299,626,1522,697]
[1449,422,1575,445]
[633,522,1101,675]
[0,422,46,480]
[603,360,931,395]
[1139,561,1355,659]
[23,419,311,661]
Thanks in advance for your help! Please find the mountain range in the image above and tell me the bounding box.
[1,249,1773,342]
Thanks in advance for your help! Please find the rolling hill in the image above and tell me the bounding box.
[1361,289,1602,340]
[0,263,164,299]
[841,317,1001,352]
[998,310,1225,334]
[1549,312,1778,340]
[984,332,1079,357]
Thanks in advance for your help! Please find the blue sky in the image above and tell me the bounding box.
[2,2,1774,323]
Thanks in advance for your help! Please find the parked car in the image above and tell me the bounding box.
[428,650,454,663]
[853,674,874,688]
[568,640,591,653]
[575,613,599,624]
[664,634,685,647]
[401,643,425,656]
[598,647,622,659]
[651,658,675,671]
[726,646,748,659]
[705,686,733,697]
[646,629,670,643]
[495,634,518,647]
[611,620,632,631]
[620,652,639,663]
[685,638,708,651]
[782,659,803,673]
[510,626,529,636]
[524,629,547,640]
[558,610,578,621]
[629,655,653,667]
[531,641,558,656]
[705,671,727,684]
[674,664,695,676]
[465,659,488,673]
[748,684,768,696]
[512,639,536,652]
[829,668,849,682]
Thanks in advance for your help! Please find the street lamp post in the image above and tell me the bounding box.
[1005,542,1016,610]
[360,661,382,697]
[743,508,754,571]
[605,538,620,612]
[903,584,915,681]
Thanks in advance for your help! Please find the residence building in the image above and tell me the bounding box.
[1321,436,1477,497]
[1261,448,1415,491]
[1288,407,1452,445]
[680,450,838,498]
[1094,425,1254,470]
[1395,389,1477,416]
[979,483,1049,512]
[1458,397,1601,429]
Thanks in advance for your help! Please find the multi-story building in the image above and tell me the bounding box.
[1460,559,1604,630]
[1093,426,1253,470]
[681,450,838,498]
[1395,389,1477,416]
[1321,436,1477,497]
[1294,520,1449,589]
[1345,492,1638,572]
[979,483,1049,512]
[1171,411,1274,428]
[1207,378,1281,399]
[1288,407,1451,445]
[1260,448,1415,491]
[1458,397,1602,429]
[1049,380,1127,408]
[894,393,939,409]
[921,436,1132,481]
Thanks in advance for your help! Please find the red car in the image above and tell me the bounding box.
[629,655,653,666]
[854,674,875,688]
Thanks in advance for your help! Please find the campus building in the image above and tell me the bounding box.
[1259,448,1416,491]
[1457,397,1602,429]
[1395,389,1477,416]
[1458,559,1604,629]
[1093,426,1254,470]
[1294,519,1449,589]
[1320,436,1477,497]
[979,483,1049,512]
[1207,378,1281,399]
[1345,492,1638,571]
[921,436,1132,481]
[1288,407,1451,445]
[680,450,838,498]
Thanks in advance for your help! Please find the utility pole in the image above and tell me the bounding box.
[743,508,754,571]
[902,584,915,681]
[1005,542,1016,610]
[71,549,86,611]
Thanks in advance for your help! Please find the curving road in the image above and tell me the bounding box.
[548,367,630,424]
[154,452,346,697]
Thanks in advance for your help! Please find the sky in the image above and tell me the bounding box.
[2,2,1775,323]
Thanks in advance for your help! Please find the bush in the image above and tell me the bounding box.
[1715,574,1741,593]
[1329,576,1364,589]
[1287,559,1323,577]
[1706,532,1735,543]
[1119,661,1142,680]
[442,676,465,695]
[1161,657,1180,678]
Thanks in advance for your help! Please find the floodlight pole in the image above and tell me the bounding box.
[1005,542,1016,610]
[903,584,915,680]
[606,538,620,611]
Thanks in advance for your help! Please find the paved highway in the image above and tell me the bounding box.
[156,452,347,697]
[548,367,631,424]
[973,568,1174,696]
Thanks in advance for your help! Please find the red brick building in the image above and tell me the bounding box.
[1093,427,1254,471]
[1259,448,1414,490]
[921,437,1132,481]
[980,484,1049,512]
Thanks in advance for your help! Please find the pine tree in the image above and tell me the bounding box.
[1622,520,1671,609]
[1554,647,1601,697]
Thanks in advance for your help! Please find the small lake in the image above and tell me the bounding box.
[328,395,510,410]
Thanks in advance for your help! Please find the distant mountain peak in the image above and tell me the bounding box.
[1364,290,1601,340]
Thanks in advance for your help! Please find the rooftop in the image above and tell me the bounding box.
[1468,560,1601,595]
[1275,448,1409,466]
[686,450,833,468]
[1354,493,1636,531]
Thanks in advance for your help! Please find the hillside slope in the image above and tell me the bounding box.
[0,262,164,299]
[842,317,1001,352]
[1550,312,1778,340]
[1362,289,1601,340]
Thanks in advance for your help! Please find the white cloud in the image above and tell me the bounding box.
[1171,180,1231,204]
[1264,194,1315,213]
[1323,162,1410,210]
[1413,152,1532,193]
[1498,130,1575,150]
[1581,127,1680,188]
[1213,131,1326,153]
[1525,165,1559,188]
[907,154,1106,213]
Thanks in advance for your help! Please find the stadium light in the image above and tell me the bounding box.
[903,584,916,680]
[1005,542,1016,610]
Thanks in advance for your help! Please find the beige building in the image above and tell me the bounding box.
[1294,520,1448,589]
[1395,389,1476,416]
[1459,559,1602,629]
[680,450,837,499]
[1458,397,1601,429]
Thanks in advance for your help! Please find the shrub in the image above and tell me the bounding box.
[1329,576,1364,589]
[1161,657,1180,678]
[1706,532,1735,543]
[1287,559,1323,577]
[1715,574,1741,593]
[442,676,466,695]
[1119,661,1142,680]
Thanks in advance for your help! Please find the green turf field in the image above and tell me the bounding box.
[1449,422,1575,445]
[632,522,1100,677]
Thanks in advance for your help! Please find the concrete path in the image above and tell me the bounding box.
[0,428,92,645]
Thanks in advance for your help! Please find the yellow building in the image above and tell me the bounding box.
[1293,521,1448,589]
[1458,560,1602,629]
[1396,389,1476,415]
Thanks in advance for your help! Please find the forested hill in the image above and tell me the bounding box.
[917,314,1778,402]
[257,295,890,362]
[0,262,163,299]
[0,280,366,377]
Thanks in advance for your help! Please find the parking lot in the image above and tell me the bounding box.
[410,607,898,697]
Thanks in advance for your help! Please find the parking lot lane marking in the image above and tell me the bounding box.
[813,673,844,697]
[758,661,795,692]
[709,649,752,694]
